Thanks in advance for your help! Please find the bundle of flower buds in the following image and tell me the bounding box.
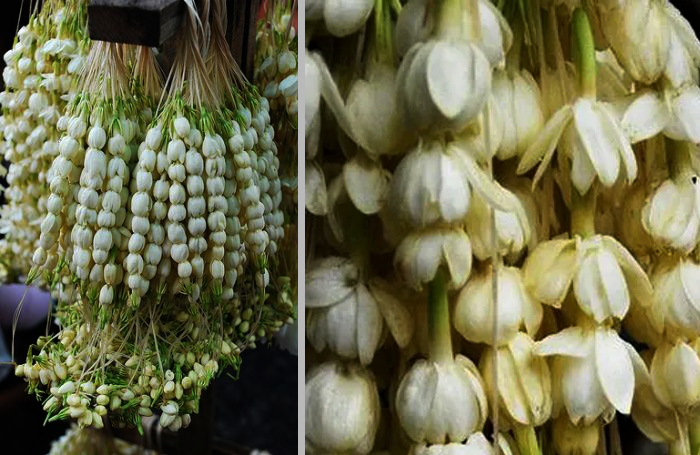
[254,0,299,354]
[8,0,295,433]
[305,0,700,454]
[0,0,88,286]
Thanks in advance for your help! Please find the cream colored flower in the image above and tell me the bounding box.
[522,234,652,323]
[454,265,542,346]
[662,2,700,88]
[518,97,637,195]
[598,0,670,85]
[394,227,473,291]
[480,332,552,429]
[388,139,516,233]
[395,0,511,69]
[535,325,635,425]
[492,69,545,160]
[650,340,700,414]
[305,361,381,455]
[464,188,532,263]
[642,175,700,254]
[346,61,412,158]
[396,40,491,134]
[396,355,488,444]
[629,348,679,443]
[650,257,700,341]
[306,257,414,365]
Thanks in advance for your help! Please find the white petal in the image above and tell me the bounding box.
[665,87,700,143]
[621,91,670,144]
[355,284,383,365]
[305,257,358,308]
[561,354,608,425]
[522,239,577,307]
[534,327,591,358]
[595,328,634,414]
[598,103,637,183]
[369,278,415,348]
[343,153,391,215]
[517,105,572,176]
[306,160,328,216]
[453,144,515,212]
[573,99,620,187]
[602,236,654,308]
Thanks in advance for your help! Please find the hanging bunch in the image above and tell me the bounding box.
[0,0,88,285]
[14,0,294,433]
[305,0,700,454]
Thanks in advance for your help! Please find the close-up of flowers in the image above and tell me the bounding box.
[304,0,700,454]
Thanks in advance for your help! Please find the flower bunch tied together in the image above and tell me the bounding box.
[305,0,700,454]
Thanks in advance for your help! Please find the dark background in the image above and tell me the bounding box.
[0,1,297,454]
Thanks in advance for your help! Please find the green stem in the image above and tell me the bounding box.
[670,414,692,455]
[428,268,452,364]
[571,8,596,98]
[570,182,597,238]
[688,414,700,455]
[373,0,394,64]
[434,0,478,41]
[514,426,542,455]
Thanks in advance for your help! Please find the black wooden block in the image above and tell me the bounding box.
[88,0,184,47]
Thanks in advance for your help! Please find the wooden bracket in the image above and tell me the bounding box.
[87,0,259,80]
[87,0,184,48]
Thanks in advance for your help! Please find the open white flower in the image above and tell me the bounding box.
[306,257,414,365]
[480,332,552,429]
[389,139,516,233]
[454,265,541,346]
[305,361,381,455]
[396,39,491,134]
[395,0,512,69]
[522,234,652,323]
[396,354,488,444]
[518,97,636,195]
[464,188,532,263]
[394,227,473,291]
[535,325,635,425]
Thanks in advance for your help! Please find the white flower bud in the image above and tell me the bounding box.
[306,361,380,454]
[174,117,190,138]
[397,355,488,444]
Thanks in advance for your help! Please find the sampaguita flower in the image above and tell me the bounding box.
[305,361,381,455]
[650,339,700,414]
[649,258,700,340]
[597,0,670,85]
[388,138,517,233]
[641,174,700,254]
[492,69,545,160]
[480,332,552,429]
[534,325,635,425]
[522,234,653,323]
[463,188,532,263]
[396,354,488,444]
[629,348,679,443]
[306,257,414,365]
[394,0,512,69]
[396,39,491,134]
[394,227,473,291]
[517,97,637,195]
[454,265,542,346]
